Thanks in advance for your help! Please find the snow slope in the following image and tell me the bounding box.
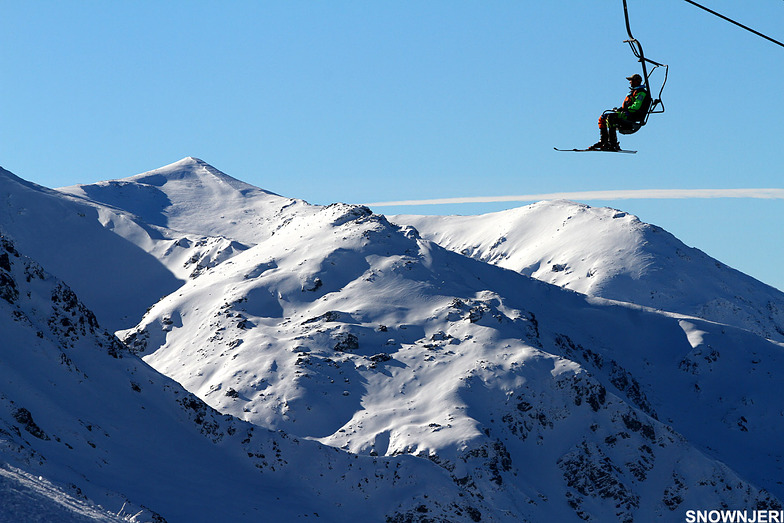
[0,465,125,523]
[394,201,784,342]
[1,159,269,331]
[0,166,184,332]
[122,202,784,521]
[0,234,498,522]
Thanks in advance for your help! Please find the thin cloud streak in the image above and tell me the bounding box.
[364,188,784,207]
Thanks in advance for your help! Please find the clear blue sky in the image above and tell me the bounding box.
[1,1,783,291]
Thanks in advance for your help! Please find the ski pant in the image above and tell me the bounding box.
[598,112,632,131]
[598,111,636,143]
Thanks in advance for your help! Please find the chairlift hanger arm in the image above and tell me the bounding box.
[621,0,651,84]
[621,0,668,123]
[620,1,668,81]
[622,0,636,41]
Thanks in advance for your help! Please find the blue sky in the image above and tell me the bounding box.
[1,1,783,290]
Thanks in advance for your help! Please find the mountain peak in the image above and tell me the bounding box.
[128,156,246,188]
[57,158,308,244]
[163,156,218,171]
[162,155,211,172]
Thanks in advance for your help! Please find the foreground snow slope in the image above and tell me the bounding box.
[123,203,783,521]
[0,235,500,523]
[394,201,784,342]
[0,465,125,523]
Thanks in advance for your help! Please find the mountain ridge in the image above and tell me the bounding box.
[394,201,784,342]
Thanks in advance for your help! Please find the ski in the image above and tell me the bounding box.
[554,147,637,154]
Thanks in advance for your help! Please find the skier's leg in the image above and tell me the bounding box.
[605,113,621,151]
[608,126,620,151]
[589,114,610,150]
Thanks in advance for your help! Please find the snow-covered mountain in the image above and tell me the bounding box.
[121,198,783,520]
[394,202,784,343]
[0,234,499,522]
[2,157,783,521]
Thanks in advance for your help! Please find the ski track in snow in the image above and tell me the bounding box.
[0,465,123,522]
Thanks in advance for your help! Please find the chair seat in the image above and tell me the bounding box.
[618,121,644,135]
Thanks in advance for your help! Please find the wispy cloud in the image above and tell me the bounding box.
[364,188,784,207]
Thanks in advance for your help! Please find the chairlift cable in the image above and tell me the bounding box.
[681,0,784,48]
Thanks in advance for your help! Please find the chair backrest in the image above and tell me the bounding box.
[639,88,653,116]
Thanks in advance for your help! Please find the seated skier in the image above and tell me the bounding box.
[589,73,650,151]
